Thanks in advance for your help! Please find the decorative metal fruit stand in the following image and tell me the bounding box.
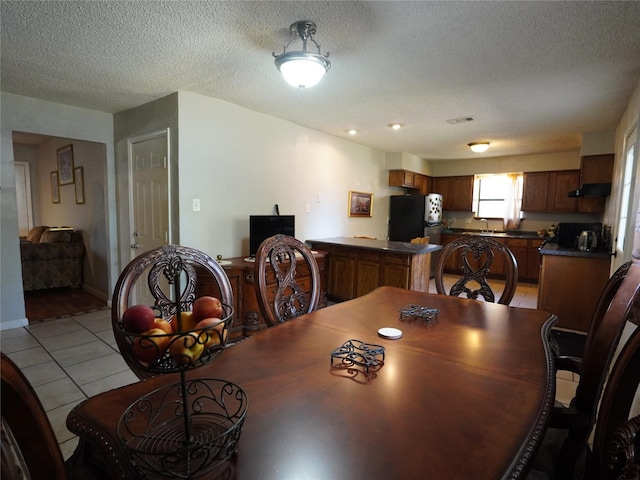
[115,254,248,479]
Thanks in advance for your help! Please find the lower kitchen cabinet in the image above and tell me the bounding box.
[537,248,611,332]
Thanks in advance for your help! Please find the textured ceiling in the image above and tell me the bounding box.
[2,1,640,160]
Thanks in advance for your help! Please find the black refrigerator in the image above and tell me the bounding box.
[389,195,426,241]
[389,194,442,277]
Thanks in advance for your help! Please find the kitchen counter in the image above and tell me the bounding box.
[306,237,440,301]
[539,242,611,259]
[443,228,544,240]
[305,236,442,255]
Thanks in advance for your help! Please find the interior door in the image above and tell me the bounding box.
[129,130,170,306]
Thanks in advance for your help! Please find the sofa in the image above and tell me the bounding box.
[20,226,85,291]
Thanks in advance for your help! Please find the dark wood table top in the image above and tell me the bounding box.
[67,286,556,480]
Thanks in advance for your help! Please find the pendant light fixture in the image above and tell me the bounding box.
[273,21,331,89]
[468,142,490,153]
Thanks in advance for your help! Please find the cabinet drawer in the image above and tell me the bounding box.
[357,251,379,263]
[384,253,410,266]
[506,239,528,248]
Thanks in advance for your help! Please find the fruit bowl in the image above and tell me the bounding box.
[117,378,248,479]
[117,304,233,374]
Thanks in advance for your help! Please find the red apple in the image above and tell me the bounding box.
[193,296,223,322]
[170,311,197,332]
[122,305,155,333]
[168,332,204,365]
[152,317,173,334]
[195,317,226,348]
[131,328,171,365]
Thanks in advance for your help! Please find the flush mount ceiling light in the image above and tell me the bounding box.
[468,142,490,153]
[346,129,357,136]
[273,21,331,89]
[388,123,404,130]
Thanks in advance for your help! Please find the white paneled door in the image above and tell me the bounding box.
[128,130,170,306]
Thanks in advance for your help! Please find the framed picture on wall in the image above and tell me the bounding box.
[51,171,60,203]
[348,191,373,217]
[74,166,85,204]
[57,144,75,185]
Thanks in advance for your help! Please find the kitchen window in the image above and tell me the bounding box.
[473,173,523,227]
[616,124,638,259]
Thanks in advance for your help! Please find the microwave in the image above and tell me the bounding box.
[556,222,602,249]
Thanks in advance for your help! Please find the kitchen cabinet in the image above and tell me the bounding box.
[538,245,611,331]
[307,237,438,301]
[522,170,580,212]
[432,176,474,211]
[388,169,431,195]
[440,232,544,282]
[578,154,614,213]
[195,252,327,340]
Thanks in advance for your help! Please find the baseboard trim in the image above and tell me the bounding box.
[1,318,28,331]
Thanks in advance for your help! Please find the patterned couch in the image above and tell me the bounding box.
[20,226,85,291]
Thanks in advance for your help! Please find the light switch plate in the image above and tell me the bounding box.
[192,198,201,211]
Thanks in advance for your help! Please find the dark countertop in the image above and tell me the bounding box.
[442,228,545,240]
[306,237,442,255]
[540,243,612,259]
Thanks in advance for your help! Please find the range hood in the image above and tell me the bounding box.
[568,183,611,198]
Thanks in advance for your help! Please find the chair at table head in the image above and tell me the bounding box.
[111,244,233,380]
[254,234,320,327]
[531,259,640,479]
[434,235,518,305]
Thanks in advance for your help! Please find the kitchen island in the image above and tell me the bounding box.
[538,243,611,331]
[306,237,441,301]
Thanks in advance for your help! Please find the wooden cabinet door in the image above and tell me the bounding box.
[505,238,528,279]
[549,170,579,212]
[522,172,550,211]
[440,234,460,273]
[527,239,544,281]
[382,253,411,289]
[331,253,356,301]
[355,251,381,297]
[433,176,473,211]
[578,154,614,213]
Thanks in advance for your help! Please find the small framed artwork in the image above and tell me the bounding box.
[51,171,60,203]
[348,191,373,217]
[74,166,85,204]
[57,144,75,185]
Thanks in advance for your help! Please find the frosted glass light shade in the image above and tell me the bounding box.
[468,142,490,153]
[275,52,330,89]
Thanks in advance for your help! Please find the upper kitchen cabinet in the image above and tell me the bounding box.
[577,154,614,213]
[432,176,473,211]
[388,169,431,195]
[522,170,580,212]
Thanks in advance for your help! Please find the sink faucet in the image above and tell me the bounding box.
[480,218,488,232]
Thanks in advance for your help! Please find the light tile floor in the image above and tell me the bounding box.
[1,276,576,460]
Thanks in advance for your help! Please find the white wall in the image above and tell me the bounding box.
[0,92,115,330]
[176,92,391,258]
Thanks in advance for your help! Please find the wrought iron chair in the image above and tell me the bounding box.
[111,244,233,379]
[434,235,518,305]
[1,353,108,480]
[254,234,321,327]
[528,260,640,479]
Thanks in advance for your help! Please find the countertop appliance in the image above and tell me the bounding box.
[388,194,442,277]
[556,222,602,250]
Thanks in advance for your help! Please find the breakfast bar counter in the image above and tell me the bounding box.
[306,237,441,301]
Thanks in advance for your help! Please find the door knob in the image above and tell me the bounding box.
[130,243,139,249]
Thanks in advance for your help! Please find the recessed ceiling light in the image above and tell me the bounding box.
[468,142,490,153]
[346,129,357,135]
[388,123,404,130]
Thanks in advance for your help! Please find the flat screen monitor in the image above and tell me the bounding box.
[249,215,295,257]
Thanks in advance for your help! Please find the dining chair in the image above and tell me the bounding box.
[552,261,632,368]
[254,234,321,327]
[111,244,233,379]
[1,353,108,480]
[528,260,640,479]
[434,235,518,305]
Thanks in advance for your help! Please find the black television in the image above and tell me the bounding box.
[249,215,295,257]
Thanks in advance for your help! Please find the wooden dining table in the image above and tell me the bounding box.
[67,286,557,480]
